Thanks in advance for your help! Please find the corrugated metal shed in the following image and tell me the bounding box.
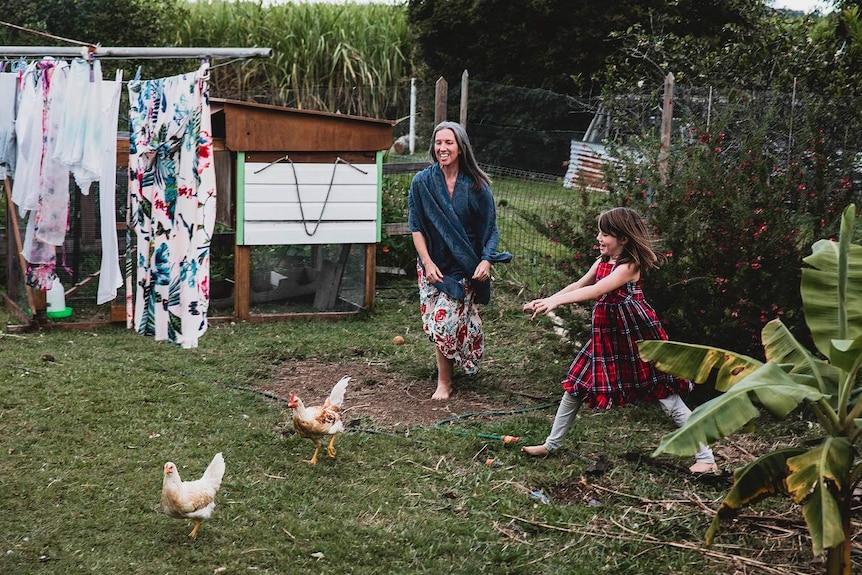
[563,141,616,192]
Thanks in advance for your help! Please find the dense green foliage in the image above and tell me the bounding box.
[0,0,187,48]
[0,0,191,78]
[640,205,862,574]
[406,0,761,94]
[529,84,862,359]
[178,0,412,118]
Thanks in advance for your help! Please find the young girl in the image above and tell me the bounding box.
[521,207,717,474]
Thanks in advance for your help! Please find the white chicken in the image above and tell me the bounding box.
[161,452,225,540]
[287,376,350,464]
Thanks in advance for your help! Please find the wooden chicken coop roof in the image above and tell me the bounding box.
[210,98,394,153]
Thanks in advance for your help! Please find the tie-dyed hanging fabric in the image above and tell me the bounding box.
[128,64,216,349]
[15,59,71,289]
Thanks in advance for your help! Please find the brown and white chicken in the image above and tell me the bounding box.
[161,452,225,540]
[287,376,350,464]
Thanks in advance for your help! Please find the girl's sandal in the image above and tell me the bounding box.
[689,461,720,475]
[521,445,550,457]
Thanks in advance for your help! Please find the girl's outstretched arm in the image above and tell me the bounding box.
[523,259,599,317]
[525,262,639,320]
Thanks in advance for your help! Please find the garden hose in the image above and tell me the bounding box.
[433,403,558,443]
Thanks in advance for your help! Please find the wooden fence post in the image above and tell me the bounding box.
[434,76,447,126]
[460,70,469,128]
[658,72,674,187]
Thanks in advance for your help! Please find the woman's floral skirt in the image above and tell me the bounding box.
[417,262,483,374]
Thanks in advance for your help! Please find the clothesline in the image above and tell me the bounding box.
[0,46,272,59]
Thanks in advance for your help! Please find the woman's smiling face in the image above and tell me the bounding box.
[434,128,460,168]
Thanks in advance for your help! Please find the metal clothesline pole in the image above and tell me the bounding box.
[0,46,272,59]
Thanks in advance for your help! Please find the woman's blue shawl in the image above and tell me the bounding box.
[407,163,512,304]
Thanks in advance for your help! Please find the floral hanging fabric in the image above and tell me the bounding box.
[128,64,215,348]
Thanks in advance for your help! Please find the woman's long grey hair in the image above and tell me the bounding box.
[428,121,491,191]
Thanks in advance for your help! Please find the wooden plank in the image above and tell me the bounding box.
[435,76,448,125]
[383,161,430,174]
[364,243,375,310]
[245,162,378,186]
[243,310,362,322]
[214,150,234,228]
[245,151,374,165]
[659,72,674,186]
[244,202,377,222]
[313,244,351,310]
[234,245,251,320]
[4,177,39,319]
[242,221,378,245]
[244,184,379,204]
[382,222,411,236]
[215,98,394,152]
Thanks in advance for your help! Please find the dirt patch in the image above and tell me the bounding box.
[261,359,516,429]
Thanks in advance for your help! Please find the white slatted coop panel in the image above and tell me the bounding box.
[241,159,380,245]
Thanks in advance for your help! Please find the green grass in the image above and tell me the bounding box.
[0,277,819,574]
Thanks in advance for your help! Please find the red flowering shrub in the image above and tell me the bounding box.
[536,91,862,359]
[600,93,862,358]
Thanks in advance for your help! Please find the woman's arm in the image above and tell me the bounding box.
[412,231,443,283]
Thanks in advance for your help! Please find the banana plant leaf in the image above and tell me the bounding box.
[762,319,843,397]
[786,438,852,555]
[801,205,862,359]
[652,362,827,457]
[705,448,806,546]
[829,335,862,374]
[636,340,761,392]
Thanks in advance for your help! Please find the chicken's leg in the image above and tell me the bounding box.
[189,519,203,540]
[326,435,337,459]
[305,443,321,465]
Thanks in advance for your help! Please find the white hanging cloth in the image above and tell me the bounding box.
[95,69,124,304]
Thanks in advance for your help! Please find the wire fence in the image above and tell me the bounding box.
[378,76,862,302]
[5,76,862,318]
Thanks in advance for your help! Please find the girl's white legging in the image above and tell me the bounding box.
[541,392,715,464]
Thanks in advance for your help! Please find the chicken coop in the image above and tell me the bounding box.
[2,97,393,329]
[207,98,394,322]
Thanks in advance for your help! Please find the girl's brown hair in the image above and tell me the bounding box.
[597,207,661,270]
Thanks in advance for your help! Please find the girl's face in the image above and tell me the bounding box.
[434,128,460,169]
[596,229,625,259]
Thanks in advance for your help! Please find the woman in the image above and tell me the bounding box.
[407,121,512,399]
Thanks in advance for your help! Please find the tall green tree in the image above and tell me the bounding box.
[0,0,190,78]
[406,0,765,94]
[0,0,187,48]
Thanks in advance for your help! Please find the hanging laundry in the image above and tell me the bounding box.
[0,72,17,180]
[14,59,71,289]
[94,69,124,305]
[128,64,216,349]
[54,57,106,192]
[50,59,125,304]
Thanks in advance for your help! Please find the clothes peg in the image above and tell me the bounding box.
[85,44,97,82]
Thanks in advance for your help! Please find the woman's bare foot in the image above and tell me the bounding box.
[431,381,452,400]
[689,461,719,474]
[521,445,550,456]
